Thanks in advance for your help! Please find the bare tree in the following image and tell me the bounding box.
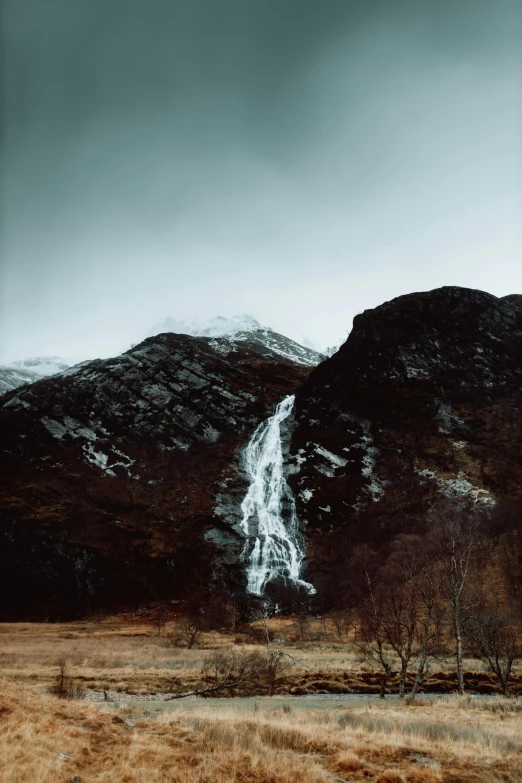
[155,603,166,637]
[466,608,521,695]
[258,601,296,696]
[266,648,293,696]
[355,547,396,698]
[356,536,446,699]
[391,535,445,698]
[294,600,309,641]
[379,566,419,697]
[426,498,483,694]
[329,609,352,642]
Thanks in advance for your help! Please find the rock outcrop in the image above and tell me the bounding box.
[288,287,522,596]
[0,333,310,619]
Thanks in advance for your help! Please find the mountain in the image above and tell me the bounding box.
[147,314,323,367]
[0,356,70,395]
[1,287,521,619]
[287,287,522,600]
[7,356,71,376]
[0,333,311,619]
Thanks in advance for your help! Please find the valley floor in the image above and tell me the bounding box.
[2,616,520,698]
[1,618,521,782]
[2,678,522,783]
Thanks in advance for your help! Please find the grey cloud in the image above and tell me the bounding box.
[1,0,521,361]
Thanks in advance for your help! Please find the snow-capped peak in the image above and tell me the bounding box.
[8,356,70,377]
[0,356,72,396]
[146,314,324,367]
[147,314,262,340]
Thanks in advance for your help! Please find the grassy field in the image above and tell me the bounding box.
[1,617,522,782]
[2,677,522,782]
[0,616,520,697]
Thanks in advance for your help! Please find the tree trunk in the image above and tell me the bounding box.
[399,661,408,697]
[455,619,465,695]
[410,654,427,698]
[380,672,387,699]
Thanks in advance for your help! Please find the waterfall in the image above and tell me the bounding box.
[240,394,314,595]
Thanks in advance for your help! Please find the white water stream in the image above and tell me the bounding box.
[240,395,314,595]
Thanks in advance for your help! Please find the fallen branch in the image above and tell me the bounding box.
[163,678,250,700]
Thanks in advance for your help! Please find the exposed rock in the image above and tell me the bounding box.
[0,333,309,619]
[501,294,522,314]
[288,287,522,593]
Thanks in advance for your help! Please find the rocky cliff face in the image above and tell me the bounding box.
[0,333,310,619]
[288,287,522,597]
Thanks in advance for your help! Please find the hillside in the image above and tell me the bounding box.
[288,287,522,597]
[0,333,310,619]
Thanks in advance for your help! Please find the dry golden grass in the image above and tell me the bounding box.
[1,678,521,783]
[1,619,520,698]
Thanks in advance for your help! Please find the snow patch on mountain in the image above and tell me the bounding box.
[0,356,73,396]
[148,314,261,339]
[8,356,70,377]
[147,315,323,367]
[415,464,495,505]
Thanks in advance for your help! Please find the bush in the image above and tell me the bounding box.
[48,657,85,700]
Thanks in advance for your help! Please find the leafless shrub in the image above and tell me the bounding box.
[48,656,85,700]
[162,631,184,648]
[166,648,266,699]
[178,616,204,649]
[266,648,294,696]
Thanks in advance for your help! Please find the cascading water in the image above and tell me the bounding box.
[240,394,314,595]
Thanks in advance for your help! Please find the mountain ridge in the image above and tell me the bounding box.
[147,314,323,367]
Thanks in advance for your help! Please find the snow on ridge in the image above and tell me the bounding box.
[148,314,262,339]
[8,356,70,377]
[147,314,322,367]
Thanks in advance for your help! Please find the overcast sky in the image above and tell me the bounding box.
[1,0,521,363]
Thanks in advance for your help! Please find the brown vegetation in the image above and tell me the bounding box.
[1,613,522,781]
[0,617,521,699]
[339,499,522,699]
[1,677,522,783]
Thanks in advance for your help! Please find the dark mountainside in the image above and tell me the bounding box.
[1,287,521,619]
[288,287,522,603]
[0,333,310,619]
